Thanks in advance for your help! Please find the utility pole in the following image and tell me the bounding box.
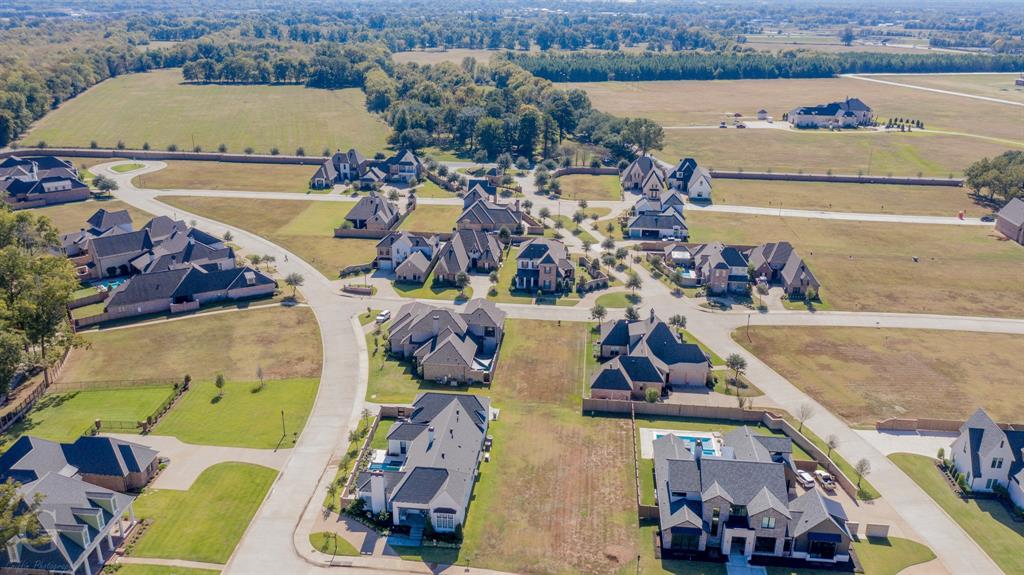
[281,410,286,437]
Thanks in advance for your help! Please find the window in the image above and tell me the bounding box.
[711,508,720,536]
[761,516,776,529]
[730,505,748,517]
[992,457,1005,469]
[434,513,454,531]
[986,478,998,490]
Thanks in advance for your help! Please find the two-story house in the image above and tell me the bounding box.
[376,231,438,271]
[513,238,575,293]
[309,148,368,189]
[345,192,399,230]
[621,156,666,196]
[693,243,749,295]
[667,158,713,200]
[951,408,1024,508]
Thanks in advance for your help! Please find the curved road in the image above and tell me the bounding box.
[95,161,1015,575]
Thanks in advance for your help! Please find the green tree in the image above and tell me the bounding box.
[215,373,226,397]
[645,387,659,403]
[624,305,640,321]
[590,303,607,321]
[624,118,665,154]
[0,479,50,550]
[725,353,747,387]
[668,314,687,330]
[285,272,304,297]
[0,332,24,395]
[839,27,856,46]
[455,271,470,295]
[625,271,642,294]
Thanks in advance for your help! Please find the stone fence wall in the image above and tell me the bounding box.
[3,147,325,165]
[877,417,1024,433]
[553,166,619,177]
[711,170,963,187]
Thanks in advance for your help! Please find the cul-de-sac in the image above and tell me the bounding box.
[0,2,1022,575]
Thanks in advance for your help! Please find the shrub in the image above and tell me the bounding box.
[244,147,254,155]
[116,140,126,150]
[142,142,150,150]
[90,140,99,149]
[36,141,47,148]
[645,387,659,403]
[218,143,228,153]
[270,147,280,155]
[193,145,202,153]
[296,147,305,156]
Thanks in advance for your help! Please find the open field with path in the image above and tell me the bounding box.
[686,212,1024,317]
[711,179,991,217]
[734,327,1024,426]
[392,48,499,65]
[25,68,390,155]
[134,160,318,193]
[156,196,376,278]
[27,198,154,232]
[860,73,1024,104]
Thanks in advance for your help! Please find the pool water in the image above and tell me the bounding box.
[368,462,403,472]
[653,432,719,457]
[89,278,127,290]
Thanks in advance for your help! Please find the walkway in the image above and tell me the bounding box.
[843,74,1024,107]
[117,557,226,571]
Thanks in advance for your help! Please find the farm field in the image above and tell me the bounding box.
[58,305,322,383]
[685,212,1024,317]
[734,327,1024,426]
[136,160,318,193]
[555,174,622,201]
[863,73,1024,103]
[132,462,277,564]
[157,196,376,278]
[24,68,390,156]
[397,204,461,233]
[710,179,989,217]
[392,48,499,65]
[27,198,154,233]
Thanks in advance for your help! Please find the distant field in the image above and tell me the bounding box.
[734,327,1024,426]
[157,196,375,278]
[711,179,988,217]
[25,68,390,155]
[556,174,622,201]
[27,198,153,232]
[137,161,317,193]
[686,212,1024,317]
[862,73,1024,103]
[392,48,499,65]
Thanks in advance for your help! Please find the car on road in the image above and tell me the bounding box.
[796,470,816,489]
[814,469,837,492]
[719,121,727,128]
[980,214,996,222]
[375,310,391,324]
[736,123,747,129]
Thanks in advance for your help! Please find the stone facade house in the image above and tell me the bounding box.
[376,231,438,271]
[513,238,575,293]
[457,197,523,234]
[788,98,873,129]
[622,155,666,196]
[345,192,399,230]
[0,155,90,209]
[432,230,503,284]
[104,266,276,318]
[309,148,367,189]
[667,158,712,200]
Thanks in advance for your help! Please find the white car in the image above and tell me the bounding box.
[796,470,815,489]
[814,469,837,492]
[375,310,391,324]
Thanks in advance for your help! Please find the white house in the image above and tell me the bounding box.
[667,158,713,200]
[950,408,1024,508]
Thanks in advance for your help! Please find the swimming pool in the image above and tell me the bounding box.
[88,278,127,291]
[651,431,720,457]
[368,462,404,472]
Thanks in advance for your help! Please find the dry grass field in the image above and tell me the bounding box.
[27,198,153,233]
[392,48,499,65]
[864,73,1024,103]
[25,69,390,155]
[397,204,462,233]
[135,161,317,193]
[685,212,1024,317]
[555,174,622,201]
[711,179,989,217]
[157,196,376,278]
[734,326,1024,426]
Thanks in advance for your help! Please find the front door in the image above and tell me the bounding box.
[730,537,747,556]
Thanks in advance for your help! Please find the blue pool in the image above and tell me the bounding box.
[652,432,719,457]
[369,462,403,472]
[88,278,127,291]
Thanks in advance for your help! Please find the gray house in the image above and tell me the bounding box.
[345,192,399,230]
[432,230,503,284]
[0,156,90,209]
[995,197,1024,245]
[950,408,1024,509]
[104,266,276,318]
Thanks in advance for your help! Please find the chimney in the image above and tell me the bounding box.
[369,471,386,514]
[432,314,439,334]
[694,439,703,461]
[649,308,655,321]
[428,425,435,448]
[6,539,19,563]
[514,199,521,213]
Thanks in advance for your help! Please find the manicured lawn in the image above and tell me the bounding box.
[397,204,461,233]
[0,387,175,450]
[26,68,389,155]
[555,174,622,201]
[890,453,1024,575]
[679,329,724,366]
[369,419,396,450]
[486,248,580,306]
[309,532,360,556]
[70,301,106,320]
[766,536,935,575]
[358,309,381,326]
[156,196,377,278]
[712,373,763,397]
[114,565,220,575]
[594,217,625,241]
[733,327,1024,425]
[393,273,472,301]
[686,212,1024,317]
[27,198,153,233]
[411,180,454,198]
[111,162,144,173]
[364,330,475,404]
[136,160,317,193]
[595,291,641,308]
[59,305,322,384]
[152,378,318,449]
[132,462,277,564]
[545,216,598,244]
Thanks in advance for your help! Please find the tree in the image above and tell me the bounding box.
[839,27,856,46]
[538,207,551,220]
[223,230,234,242]
[624,305,640,321]
[0,332,23,396]
[826,434,839,458]
[668,314,687,330]
[590,303,607,321]
[496,152,514,173]
[572,210,585,229]
[215,373,226,397]
[725,353,747,387]
[581,239,593,253]
[455,271,470,295]
[93,175,118,193]
[0,479,49,551]
[285,272,304,297]
[645,387,659,403]
[625,272,642,294]
[854,458,872,487]
[796,403,815,432]
[601,237,615,251]
[262,255,276,271]
[624,118,665,154]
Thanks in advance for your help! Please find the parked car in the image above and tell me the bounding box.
[796,470,815,489]
[736,123,747,129]
[719,122,727,128]
[814,470,837,492]
[980,214,996,222]
[375,310,392,323]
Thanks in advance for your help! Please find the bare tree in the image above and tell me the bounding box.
[826,434,839,458]
[854,458,872,487]
[796,403,815,432]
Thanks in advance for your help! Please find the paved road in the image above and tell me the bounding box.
[843,74,1024,107]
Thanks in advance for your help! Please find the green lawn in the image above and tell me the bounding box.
[70,301,106,320]
[0,387,175,450]
[545,216,597,245]
[26,68,389,155]
[364,331,475,404]
[393,273,472,301]
[132,462,277,564]
[411,180,455,198]
[555,174,622,201]
[712,373,763,397]
[889,453,1024,574]
[485,248,581,306]
[111,162,144,173]
[113,565,220,575]
[152,378,318,449]
[593,217,625,241]
[766,537,934,575]
[309,532,360,556]
[595,291,641,308]
[358,309,381,326]
[27,198,154,234]
[369,419,396,450]
[398,204,461,233]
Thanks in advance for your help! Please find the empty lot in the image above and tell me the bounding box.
[27,198,153,233]
[862,73,1024,103]
[136,160,318,193]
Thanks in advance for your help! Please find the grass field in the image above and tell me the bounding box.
[411,180,455,198]
[132,462,277,564]
[397,204,461,233]
[864,73,1024,103]
[711,179,990,217]
[58,305,322,383]
[0,386,175,449]
[152,378,319,448]
[136,161,317,193]
[156,196,377,278]
[114,565,220,575]
[392,48,499,65]
[25,69,390,155]
[890,453,1024,575]
[27,198,153,233]
[685,212,1024,317]
[393,273,472,301]
[364,330,478,404]
[595,291,640,308]
[734,326,1024,426]
[555,174,622,201]
[309,532,360,557]
[111,162,144,173]
[766,536,935,575]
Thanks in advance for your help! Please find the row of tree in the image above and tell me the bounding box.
[179,43,391,88]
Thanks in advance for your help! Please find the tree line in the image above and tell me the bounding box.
[964,151,1024,206]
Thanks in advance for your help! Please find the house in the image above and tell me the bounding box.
[457,197,523,234]
[358,166,387,190]
[85,230,155,279]
[378,149,424,185]
[788,98,873,129]
[104,266,276,318]
[591,311,710,398]
[387,300,505,384]
[621,156,666,196]
[779,252,820,297]
[376,231,438,271]
[309,148,367,188]
[513,238,575,293]
[345,192,399,230]
[667,158,713,200]
[627,181,689,239]
[757,109,769,120]
[653,430,852,563]
[432,230,503,284]
[396,251,432,283]
[0,156,90,209]
[355,393,490,535]
[950,408,1024,509]
[748,242,795,283]
[0,435,157,575]
[995,197,1024,245]
[61,209,134,257]
[693,243,749,295]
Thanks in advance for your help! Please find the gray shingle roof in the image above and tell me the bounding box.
[788,489,850,538]
[89,229,153,258]
[998,197,1024,227]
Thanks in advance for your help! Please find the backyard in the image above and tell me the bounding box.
[686,212,1024,317]
[734,326,1024,425]
[555,174,622,202]
[27,198,154,233]
[135,160,318,193]
[25,68,390,155]
[131,462,278,564]
[156,195,377,278]
[363,328,477,405]
[889,453,1024,575]
[397,204,462,233]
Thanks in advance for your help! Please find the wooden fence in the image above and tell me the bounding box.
[0,348,72,434]
[710,170,963,187]
[877,417,1024,433]
[3,147,325,165]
